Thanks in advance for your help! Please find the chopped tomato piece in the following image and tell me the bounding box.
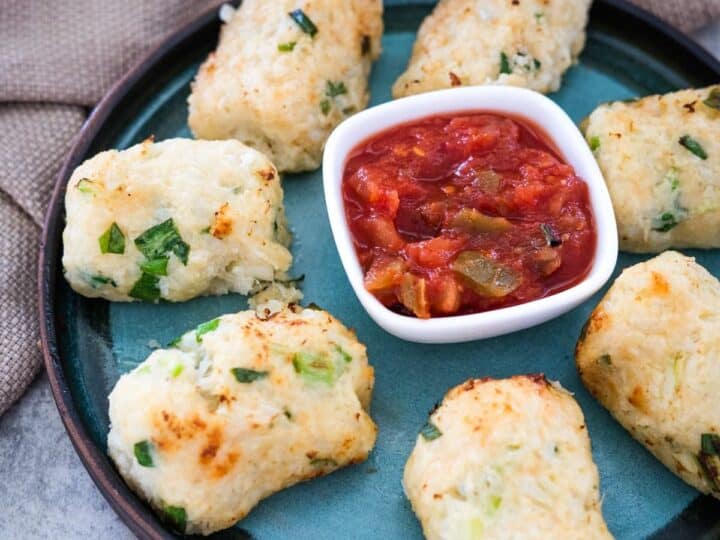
[406,236,464,268]
[429,275,461,314]
[364,257,405,293]
[356,216,404,251]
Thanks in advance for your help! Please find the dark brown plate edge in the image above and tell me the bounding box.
[36,2,720,539]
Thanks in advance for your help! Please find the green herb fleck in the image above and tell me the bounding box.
[320,99,331,115]
[664,167,680,191]
[89,275,117,288]
[704,88,720,111]
[140,257,168,276]
[200,226,211,234]
[162,505,187,534]
[326,80,347,98]
[195,318,220,342]
[284,408,293,420]
[133,440,154,467]
[170,364,184,378]
[167,335,182,348]
[134,218,190,265]
[361,35,371,55]
[129,272,161,302]
[699,433,720,491]
[76,178,95,194]
[289,9,317,37]
[310,457,338,467]
[490,495,502,511]
[598,354,612,366]
[533,58,542,70]
[679,135,708,160]
[98,222,125,254]
[278,41,297,52]
[335,345,352,363]
[652,212,682,233]
[342,106,357,116]
[534,11,544,22]
[293,351,345,385]
[499,52,512,75]
[306,302,323,310]
[420,421,442,441]
[231,367,269,383]
[540,223,561,247]
[589,136,601,151]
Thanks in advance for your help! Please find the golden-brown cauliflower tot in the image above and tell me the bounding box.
[392,0,591,98]
[62,138,292,303]
[583,86,720,253]
[108,305,377,535]
[404,375,612,540]
[188,0,383,173]
[576,251,720,500]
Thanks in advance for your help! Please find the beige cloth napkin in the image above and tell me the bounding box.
[0,0,718,416]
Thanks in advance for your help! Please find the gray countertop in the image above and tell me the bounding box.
[1,22,718,540]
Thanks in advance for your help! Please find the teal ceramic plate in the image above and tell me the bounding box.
[39,2,720,539]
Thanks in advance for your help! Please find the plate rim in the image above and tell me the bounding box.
[37,2,720,539]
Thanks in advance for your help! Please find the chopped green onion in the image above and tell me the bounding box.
[140,257,168,276]
[589,135,601,151]
[162,504,187,533]
[129,272,161,302]
[361,35,371,55]
[704,88,720,111]
[200,226,211,234]
[278,41,296,52]
[167,335,182,348]
[499,52,512,75]
[195,318,220,342]
[289,9,317,37]
[320,99,331,115]
[598,354,612,365]
[231,367,269,383]
[490,495,502,511]
[534,11,544,22]
[76,178,95,194]
[420,421,442,441]
[665,167,680,191]
[134,218,189,265]
[310,457,338,467]
[533,58,541,70]
[133,440,154,467]
[652,211,683,233]
[679,135,708,160]
[89,275,117,288]
[335,346,352,363]
[326,80,347,98]
[170,364,184,378]
[699,433,720,492]
[293,351,344,385]
[98,222,125,254]
[540,224,562,247]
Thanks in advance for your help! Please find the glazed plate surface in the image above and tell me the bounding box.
[40,1,720,538]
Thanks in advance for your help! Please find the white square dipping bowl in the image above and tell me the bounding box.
[322,86,618,344]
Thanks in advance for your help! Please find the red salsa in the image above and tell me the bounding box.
[342,112,596,319]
